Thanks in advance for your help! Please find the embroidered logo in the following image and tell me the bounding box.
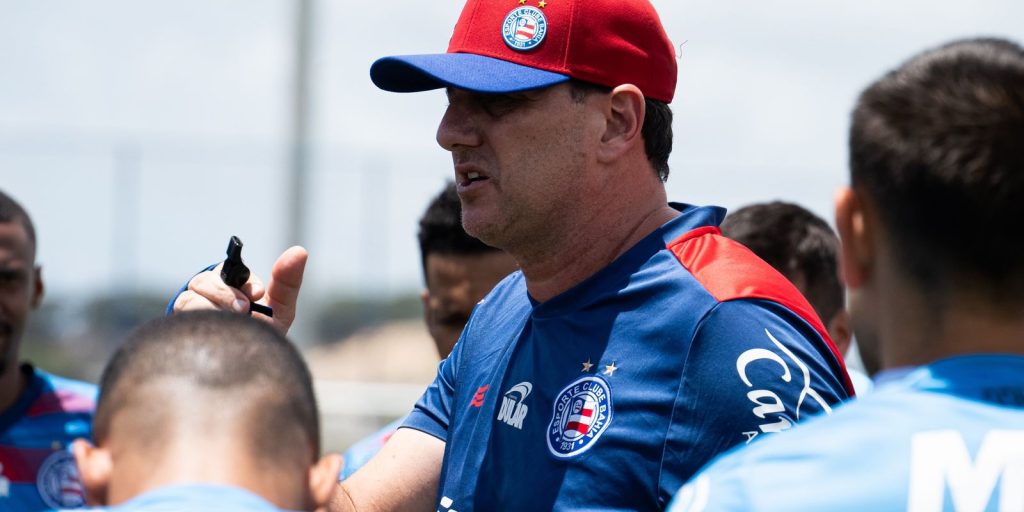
[470,385,490,408]
[37,450,85,509]
[501,6,548,51]
[547,376,613,458]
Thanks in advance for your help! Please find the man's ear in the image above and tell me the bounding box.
[827,309,853,356]
[596,84,645,164]
[420,288,431,326]
[834,187,873,289]
[308,452,344,509]
[72,438,111,506]
[31,265,44,309]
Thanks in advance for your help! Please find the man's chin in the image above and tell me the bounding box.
[462,216,501,246]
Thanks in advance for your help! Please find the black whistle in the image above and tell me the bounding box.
[220,236,273,317]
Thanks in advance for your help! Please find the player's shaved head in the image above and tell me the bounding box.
[94,311,320,469]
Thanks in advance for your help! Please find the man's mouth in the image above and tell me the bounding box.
[460,171,489,187]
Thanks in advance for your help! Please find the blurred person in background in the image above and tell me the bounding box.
[72,311,341,511]
[0,189,95,510]
[720,201,872,394]
[339,182,516,479]
[174,0,854,509]
[670,37,1024,511]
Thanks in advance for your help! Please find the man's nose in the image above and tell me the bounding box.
[436,102,481,152]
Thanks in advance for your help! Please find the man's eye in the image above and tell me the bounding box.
[478,95,525,117]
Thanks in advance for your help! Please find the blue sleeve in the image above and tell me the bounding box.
[660,298,850,501]
[164,263,218,315]
[400,333,465,442]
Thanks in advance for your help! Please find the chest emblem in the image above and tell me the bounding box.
[37,450,85,509]
[547,376,613,458]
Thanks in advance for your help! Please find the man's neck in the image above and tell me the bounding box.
[0,362,28,414]
[109,439,306,509]
[881,290,1024,369]
[518,202,678,303]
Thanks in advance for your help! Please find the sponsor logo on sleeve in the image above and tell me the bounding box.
[547,376,613,458]
[735,328,833,443]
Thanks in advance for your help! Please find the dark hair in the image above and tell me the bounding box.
[0,189,37,250]
[94,311,321,462]
[569,79,673,182]
[850,38,1024,303]
[721,202,843,323]
[418,182,502,280]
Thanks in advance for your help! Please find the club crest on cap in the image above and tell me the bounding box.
[502,6,547,51]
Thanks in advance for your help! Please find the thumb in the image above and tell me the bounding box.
[264,246,308,333]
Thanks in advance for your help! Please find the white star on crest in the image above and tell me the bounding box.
[581,359,593,372]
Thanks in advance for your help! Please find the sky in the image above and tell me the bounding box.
[1,0,1021,320]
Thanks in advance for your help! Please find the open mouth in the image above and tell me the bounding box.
[461,171,489,187]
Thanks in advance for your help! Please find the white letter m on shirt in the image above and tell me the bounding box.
[908,429,1024,512]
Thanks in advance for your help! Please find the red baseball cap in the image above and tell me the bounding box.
[370,0,678,103]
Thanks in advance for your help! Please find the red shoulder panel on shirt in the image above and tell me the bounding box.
[667,226,855,395]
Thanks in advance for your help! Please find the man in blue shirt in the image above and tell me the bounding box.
[0,189,96,510]
[173,0,854,509]
[670,37,1024,512]
[71,311,342,511]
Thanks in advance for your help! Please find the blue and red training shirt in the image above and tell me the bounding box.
[1,364,96,510]
[401,203,854,511]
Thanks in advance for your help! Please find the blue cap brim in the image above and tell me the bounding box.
[370,53,570,94]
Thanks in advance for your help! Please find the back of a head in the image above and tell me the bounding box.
[418,181,503,280]
[850,37,1024,306]
[95,311,320,469]
[721,201,843,324]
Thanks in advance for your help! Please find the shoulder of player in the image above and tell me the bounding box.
[666,227,825,334]
[738,389,931,461]
[684,397,895,500]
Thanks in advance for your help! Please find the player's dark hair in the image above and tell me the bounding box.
[0,189,37,250]
[94,311,321,462]
[850,37,1024,304]
[721,202,843,324]
[418,181,501,281]
[569,79,673,182]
